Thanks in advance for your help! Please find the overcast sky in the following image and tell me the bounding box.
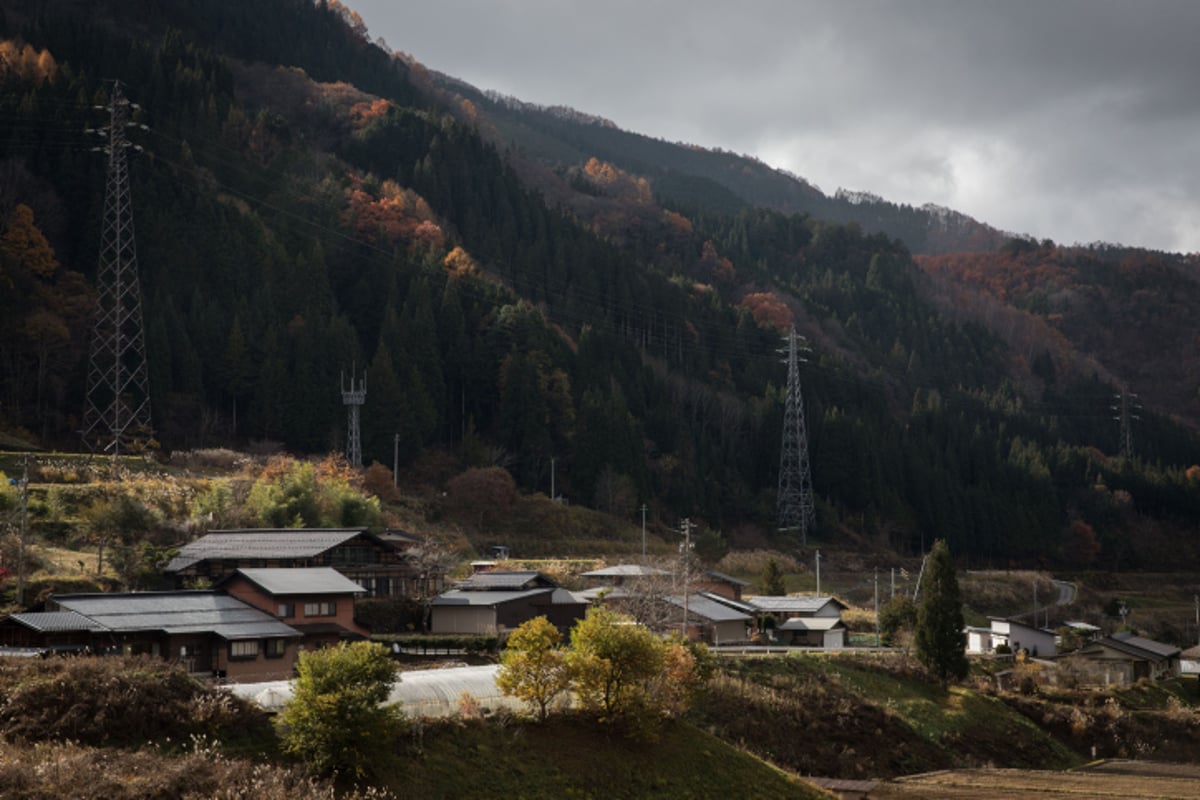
[349,1,1200,254]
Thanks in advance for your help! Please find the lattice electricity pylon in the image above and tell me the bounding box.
[1112,390,1140,462]
[80,81,154,458]
[342,369,366,467]
[778,327,815,543]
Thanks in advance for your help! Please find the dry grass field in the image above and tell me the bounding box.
[873,761,1200,799]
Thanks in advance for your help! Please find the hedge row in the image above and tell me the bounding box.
[371,634,500,655]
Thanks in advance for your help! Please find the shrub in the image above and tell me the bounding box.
[0,739,394,800]
[275,642,403,780]
[0,656,269,746]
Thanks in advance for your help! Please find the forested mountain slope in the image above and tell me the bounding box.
[436,78,1014,255]
[1,0,1198,571]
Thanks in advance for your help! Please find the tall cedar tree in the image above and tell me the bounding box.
[914,539,969,686]
[758,557,786,596]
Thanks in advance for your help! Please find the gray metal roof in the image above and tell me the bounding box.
[456,571,550,590]
[580,565,670,578]
[667,594,752,623]
[231,568,366,596]
[7,610,106,633]
[576,586,631,601]
[1109,632,1180,659]
[51,593,300,641]
[748,596,846,613]
[231,664,516,718]
[165,528,369,572]
[778,616,844,632]
[431,588,554,607]
[702,569,750,587]
[696,591,757,615]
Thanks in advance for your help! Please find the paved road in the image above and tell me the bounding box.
[1052,579,1076,606]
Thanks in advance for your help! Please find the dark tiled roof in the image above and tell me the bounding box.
[697,591,757,615]
[51,592,300,641]
[456,571,553,590]
[702,569,750,587]
[748,595,847,613]
[431,588,555,607]
[227,568,366,596]
[580,565,670,578]
[667,594,752,623]
[165,528,370,572]
[7,610,106,633]
[1108,632,1180,659]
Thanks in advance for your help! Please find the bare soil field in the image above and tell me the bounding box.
[872,761,1200,799]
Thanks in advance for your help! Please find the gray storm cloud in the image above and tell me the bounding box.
[351,0,1200,253]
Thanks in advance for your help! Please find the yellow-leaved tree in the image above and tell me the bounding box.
[496,615,571,721]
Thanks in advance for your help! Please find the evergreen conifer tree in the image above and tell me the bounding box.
[914,539,968,686]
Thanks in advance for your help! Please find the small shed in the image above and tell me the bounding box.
[1076,632,1180,683]
[776,616,846,649]
[1180,644,1200,678]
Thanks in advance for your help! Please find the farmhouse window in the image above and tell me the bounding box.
[304,601,336,617]
[229,640,258,660]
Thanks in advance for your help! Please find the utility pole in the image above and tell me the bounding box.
[777,327,815,543]
[874,568,880,648]
[16,453,29,607]
[341,368,366,467]
[1033,579,1038,627]
[815,549,821,596]
[81,80,153,459]
[1194,595,1198,646]
[550,457,556,503]
[392,433,399,488]
[680,518,694,637]
[640,503,648,560]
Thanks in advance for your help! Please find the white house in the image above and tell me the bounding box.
[990,618,1056,657]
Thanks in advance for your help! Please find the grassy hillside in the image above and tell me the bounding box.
[385,716,832,799]
[694,653,1081,779]
[4,650,1200,797]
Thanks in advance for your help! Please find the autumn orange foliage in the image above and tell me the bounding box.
[341,176,443,250]
[581,158,652,204]
[443,246,478,278]
[0,41,56,85]
[348,98,392,128]
[739,292,794,331]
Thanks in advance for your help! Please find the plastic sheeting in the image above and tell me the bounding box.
[228,664,523,718]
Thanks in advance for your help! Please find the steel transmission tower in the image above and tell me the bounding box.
[778,327,815,543]
[342,369,366,467]
[1112,389,1140,461]
[81,81,154,457]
